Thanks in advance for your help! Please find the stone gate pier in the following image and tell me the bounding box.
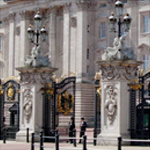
[97,60,142,145]
[15,67,57,142]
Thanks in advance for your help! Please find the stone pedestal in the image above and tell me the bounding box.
[97,60,142,145]
[16,67,57,142]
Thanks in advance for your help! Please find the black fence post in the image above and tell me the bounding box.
[118,137,122,150]
[31,133,34,150]
[55,129,58,135]
[40,131,44,150]
[3,127,6,144]
[27,128,29,143]
[93,129,97,146]
[73,129,76,147]
[83,135,87,150]
[55,134,59,150]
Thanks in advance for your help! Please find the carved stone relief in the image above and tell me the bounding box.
[105,85,117,125]
[99,64,138,81]
[23,89,32,123]
[71,17,76,27]
[20,72,52,84]
[15,26,20,35]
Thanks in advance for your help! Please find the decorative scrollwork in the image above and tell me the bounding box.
[98,60,141,81]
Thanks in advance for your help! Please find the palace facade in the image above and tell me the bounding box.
[0,0,150,127]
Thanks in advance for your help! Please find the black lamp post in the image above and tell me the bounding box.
[27,11,47,47]
[109,0,132,38]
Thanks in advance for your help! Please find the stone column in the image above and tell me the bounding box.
[19,11,30,67]
[49,7,57,67]
[14,25,20,76]
[76,1,88,81]
[16,67,57,142]
[97,60,142,145]
[74,1,95,127]
[8,13,16,76]
[2,17,9,78]
[70,17,77,72]
[62,3,71,76]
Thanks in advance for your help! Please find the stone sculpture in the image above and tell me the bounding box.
[24,46,52,67]
[102,36,136,61]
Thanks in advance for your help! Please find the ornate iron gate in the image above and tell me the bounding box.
[42,76,76,137]
[0,78,20,140]
[129,71,150,143]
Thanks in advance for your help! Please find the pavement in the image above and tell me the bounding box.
[0,140,150,150]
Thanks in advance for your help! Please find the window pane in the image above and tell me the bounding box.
[143,55,149,71]
[0,37,1,50]
[101,22,106,38]
[87,49,89,59]
[143,16,149,33]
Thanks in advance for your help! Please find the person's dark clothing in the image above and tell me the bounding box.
[79,121,87,143]
[69,121,75,143]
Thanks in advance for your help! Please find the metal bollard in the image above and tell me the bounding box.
[27,128,29,143]
[73,129,76,147]
[3,128,6,144]
[55,134,59,150]
[93,129,97,146]
[83,135,87,150]
[40,131,44,150]
[118,137,122,150]
[31,133,34,150]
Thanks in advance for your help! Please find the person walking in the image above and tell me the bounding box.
[68,116,75,143]
[78,117,87,143]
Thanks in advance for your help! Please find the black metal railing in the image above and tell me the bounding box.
[30,132,150,150]
[2,128,30,144]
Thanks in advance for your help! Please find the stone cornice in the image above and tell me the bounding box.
[76,1,97,11]
[19,10,35,20]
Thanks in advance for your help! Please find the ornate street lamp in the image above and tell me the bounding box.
[25,11,50,67]
[109,0,132,38]
[27,11,47,47]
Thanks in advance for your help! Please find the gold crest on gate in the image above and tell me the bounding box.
[57,91,74,116]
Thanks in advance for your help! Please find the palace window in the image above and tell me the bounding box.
[143,55,149,71]
[0,37,2,51]
[100,3,107,8]
[87,49,89,59]
[87,66,89,73]
[122,0,127,3]
[100,22,106,38]
[87,25,90,33]
[143,16,149,33]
